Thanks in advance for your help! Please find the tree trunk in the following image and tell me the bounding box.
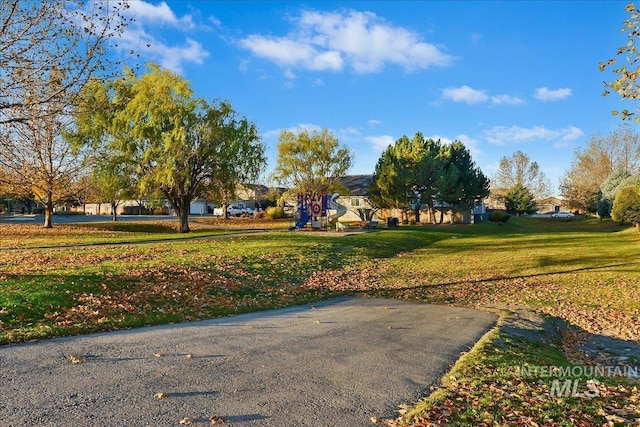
[43,192,53,228]
[414,207,420,223]
[223,200,230,219]
[111,202,118,221]
[179,206,190,233]
[428,205,436,224]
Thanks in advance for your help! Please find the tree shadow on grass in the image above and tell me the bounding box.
[388,261,637,291]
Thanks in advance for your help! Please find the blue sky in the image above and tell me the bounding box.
[114,1,632,193]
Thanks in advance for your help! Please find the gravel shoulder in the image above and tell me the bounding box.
[1,297,497,426]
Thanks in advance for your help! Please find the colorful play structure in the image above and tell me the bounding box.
[293,192,347,231]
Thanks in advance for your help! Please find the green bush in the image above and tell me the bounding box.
[489,211,511,224]
[490,211,504,222]
[611,185,640,226]
[265,207,285,220]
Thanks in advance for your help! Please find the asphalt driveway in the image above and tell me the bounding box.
[1,297,497,426]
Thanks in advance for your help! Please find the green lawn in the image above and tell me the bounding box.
[1,216,638,425]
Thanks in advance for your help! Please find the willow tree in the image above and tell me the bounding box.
[74,64,265,233]
[271,128,352,195]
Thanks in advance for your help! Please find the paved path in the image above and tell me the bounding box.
[1,297,497,426]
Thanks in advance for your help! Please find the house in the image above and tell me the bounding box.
[334,175,384,223]
[82,200,172,215]
[335,174,488,224]
[235,183,270,209]
[536,196,571,215]
[189,199,216,215]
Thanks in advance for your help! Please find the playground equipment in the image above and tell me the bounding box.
[328,193,347,228]
[293,192,346,230]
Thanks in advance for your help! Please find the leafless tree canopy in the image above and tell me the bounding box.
[0,0,132,124]
[491,150,552,200]
[561,125,640,211]
[0,0,132,226]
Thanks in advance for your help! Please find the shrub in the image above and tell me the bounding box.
[490,211,504,222]
[265,207,285,220]
[611,185,640,227]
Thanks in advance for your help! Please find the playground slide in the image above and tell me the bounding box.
[328,193,347,225]
[295,210,311,229]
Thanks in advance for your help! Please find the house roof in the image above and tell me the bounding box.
[537,196,565,205]
[339,174,372,196]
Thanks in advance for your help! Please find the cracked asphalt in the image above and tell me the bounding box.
[1,297,497,426]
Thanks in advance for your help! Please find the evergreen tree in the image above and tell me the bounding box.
[504,184,537,217]
[369,133,441,222]
[437,141,490,223]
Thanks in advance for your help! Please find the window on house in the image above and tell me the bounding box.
[350,198,360,207]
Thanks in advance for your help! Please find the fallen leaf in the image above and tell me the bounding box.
[154,392,169,399]
[210,415,227,425]
[178,417,193,425]
[67,354,85,364]
[154,353,166,358]
[185,354,193,359]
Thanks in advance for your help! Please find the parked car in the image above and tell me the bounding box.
[551,211,575,218]
[213,203,254,217]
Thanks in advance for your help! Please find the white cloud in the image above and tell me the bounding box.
[429,134,482,158]
[239,9,454,75]
[441,86,525,106]
[368,119,382,125]
[262,123,324,142]
[338,127,361,141]
[208,15,222,27]
[482,125,584,146]
[286,123,324,134]
[115,1,208,74]
[126,1,195,29]
[365,135,395,152]
[491,94,526,106]
[534,87,572,102]
[441,85,489,104]
[456,134,482,158]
